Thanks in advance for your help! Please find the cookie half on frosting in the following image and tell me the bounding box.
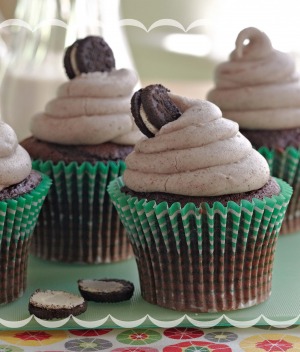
[131,84,182,138]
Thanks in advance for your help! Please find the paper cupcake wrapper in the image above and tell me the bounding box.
[108,177,292,312]
[258,146,300,234]
[0,173,51,304]
[31,160,132,263]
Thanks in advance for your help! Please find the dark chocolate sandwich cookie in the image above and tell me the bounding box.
[28,290,87,320]
[78,279,134,303]
[64,35,115,79]
[131,84,182,138]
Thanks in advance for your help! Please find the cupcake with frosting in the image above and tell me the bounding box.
[21,36,142,263]
[207,27,300,234]
[108,84,292,312]
[0,121,51,304]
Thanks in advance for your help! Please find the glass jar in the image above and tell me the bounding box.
[0,0,137,140]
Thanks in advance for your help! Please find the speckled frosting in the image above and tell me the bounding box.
[30,69,143,145]
[0,121,32,191]
[124,94,270,196]
[207,27,300,130]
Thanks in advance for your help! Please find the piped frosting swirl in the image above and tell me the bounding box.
[30,69,142,145]
[207,27,300,129]
[0,121,32,191]
[124,94,270,196]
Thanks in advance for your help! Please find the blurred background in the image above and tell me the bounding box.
[2,0,300,81]
[1,0,300,139]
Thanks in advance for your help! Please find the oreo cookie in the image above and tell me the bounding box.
[64,35,115,79]
[131,84,182,138]
[78,279,134,303]
[28,289,87,320]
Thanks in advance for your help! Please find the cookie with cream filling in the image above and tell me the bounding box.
[64,36,115,79]
[131,84,181,138]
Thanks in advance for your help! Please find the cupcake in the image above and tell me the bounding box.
[0,121,51,304]
[207,27,300,234]
[21,36,142,263]
[108,84,292,312]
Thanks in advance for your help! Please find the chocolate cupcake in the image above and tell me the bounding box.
[108,84,292,312]
[207,27,300,234]
[0,121,51,304]
[21,35,142,263]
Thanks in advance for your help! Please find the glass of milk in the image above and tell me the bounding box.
[0,0,137,141]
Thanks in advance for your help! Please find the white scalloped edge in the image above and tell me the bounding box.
[0,18,211,33]
[0,314,300,329]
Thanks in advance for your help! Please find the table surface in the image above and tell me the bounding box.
[1,233,300,330]
[0,233,300,350]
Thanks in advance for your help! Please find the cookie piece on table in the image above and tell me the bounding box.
[64,35,115,79]
[28,290,87,320]
[78,279,134,303]
[131,84,182,138]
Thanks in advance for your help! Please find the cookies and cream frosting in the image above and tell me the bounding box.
[30,69,143,145]
[0,121,32,191]
[124,95,270,196]
[207,27,300,130]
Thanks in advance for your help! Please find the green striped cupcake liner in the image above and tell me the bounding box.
[0,172,51,304]
[108,177,292,312]
[259,147,300,234]
[31,160,132,263]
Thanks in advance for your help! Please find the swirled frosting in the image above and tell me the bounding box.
[0,121,32,191]
[123,94,270,196]
[30,69,143,145]
[207,27,300,129]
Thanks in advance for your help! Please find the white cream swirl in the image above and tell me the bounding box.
[207,27,300,129]
[0,121,32,191]
[30,69,143,145]
[124,94,270,196]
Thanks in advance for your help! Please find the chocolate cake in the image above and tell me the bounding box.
[240,128,300,151]
[122,177,280,207]
[21,137,133,164]
[0,170,41,201]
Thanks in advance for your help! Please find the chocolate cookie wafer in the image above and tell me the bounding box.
[131,84,182,138]
[29,290,87,320]
[78,279,134,303]
[64,35,115,79]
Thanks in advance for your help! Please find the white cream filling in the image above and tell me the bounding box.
[79,280,123,293]
[70,45,81,76]
[30,290,84,309]
[140,105,158,135]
